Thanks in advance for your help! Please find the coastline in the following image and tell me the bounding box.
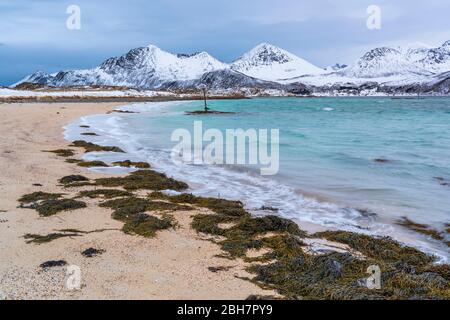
[0,101,448,300]
[0,102,273,299]
[70,98,449,262]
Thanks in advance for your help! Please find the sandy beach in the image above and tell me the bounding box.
[1,101,448,301]
[0,102,273,300]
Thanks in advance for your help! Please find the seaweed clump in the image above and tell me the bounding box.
[112,160,151,169]
[150,192,449,300]
[100,197,191,221]
[82,247,105,258]
[40,260,67,269]
[18,192,87,217]
[246,231,448,300]
[70,140,124,153]
[77,160,109,168]
[59,175,90,185]
[24,232,82,244]
[65,159,82,164]
[35,199,87,217]
[150,192,304,258]
[94,170,188,191]
[99,196,191,238]
[77,189,133,199]
[19,192,63,203]
[44,149,75,157]
[122,213,175,238]
[315,231,433,266]
[396,217,445,242]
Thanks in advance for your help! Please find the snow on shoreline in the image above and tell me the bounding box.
[0,88,175,98]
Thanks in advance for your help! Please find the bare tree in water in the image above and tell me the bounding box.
[199,84,209,112]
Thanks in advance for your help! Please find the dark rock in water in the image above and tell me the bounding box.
[110,109,139,114]
[82,247,105,258]
[374,158,390,163]
[260,206,279,212]
[357,208,377,218]
[434,177,450,186]
[40,260,67,269]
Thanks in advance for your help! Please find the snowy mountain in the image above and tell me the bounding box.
[342,47,427,78]
[416,40,450,73]
[231,43,324,81]
[324,63,348,73]
[342,41,450,79]
[18,44,228,89]
[160,69,283,91]
[14,41,450,95]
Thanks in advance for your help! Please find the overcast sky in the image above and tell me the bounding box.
[1,0,450,85]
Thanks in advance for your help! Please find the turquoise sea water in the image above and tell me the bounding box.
[66,97,450,261]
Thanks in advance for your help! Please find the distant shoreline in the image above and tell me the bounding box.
[3,93,450,104]
[0,94,249,104]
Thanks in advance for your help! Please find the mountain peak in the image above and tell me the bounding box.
[361,47,401,62]
[146,43,162,50]
[231,43,323,81]
[440,40,450,49]
[252,42,282,51]
[241,43,293,64]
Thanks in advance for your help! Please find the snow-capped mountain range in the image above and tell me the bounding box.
[16,41,450,95]
[341,41,450,78]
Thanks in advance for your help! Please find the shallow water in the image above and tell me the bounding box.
[65,97,450,262]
